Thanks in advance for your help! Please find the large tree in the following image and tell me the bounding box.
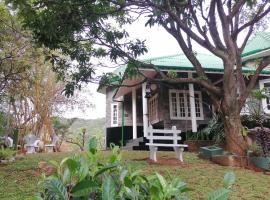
[8,0,270,155]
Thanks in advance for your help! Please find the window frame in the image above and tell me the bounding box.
[169,89,204,120]
[148,93,159,124]
[111,103,119,127]
[259,78,270,114]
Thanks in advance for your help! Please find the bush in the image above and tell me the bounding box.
[248,143,263,157]
[0,148,16,160]
[33,137,236,200]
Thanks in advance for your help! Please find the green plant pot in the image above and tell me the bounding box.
[199,146,223,157]
[250,156,270,170]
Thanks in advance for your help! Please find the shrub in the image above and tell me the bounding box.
[248,143,263,157]
[0,148,16,160]
[33,137,235,200]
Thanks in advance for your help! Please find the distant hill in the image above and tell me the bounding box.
[69,118,105,136]
[58,117,105,137]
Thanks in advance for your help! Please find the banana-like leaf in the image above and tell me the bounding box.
[102,176,116,200]
[206,188,230,200]
[223,172,235,189]
[71,179,98,197]
[44,177,68,200]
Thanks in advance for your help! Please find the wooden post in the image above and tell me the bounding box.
[142,83,149,137]
[188,73,197,132]
[132,88,137,139]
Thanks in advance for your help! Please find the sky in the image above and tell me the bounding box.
[62,17,270,120]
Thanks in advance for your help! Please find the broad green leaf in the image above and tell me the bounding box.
[62,168,71,184]
[206,188,230,200]
[78,156,90,181]
[223,172,235,189]
[156,173,167,190]
[102,176,116,200]
[94,163,118,178]
[150,185,160,200]
[119,169,128,182]
[123,186,137,199]
[44,177,68,200]
[60,157,78,174]
[88,137,97,154]
[71,180,98,197]
[124,176,132,188]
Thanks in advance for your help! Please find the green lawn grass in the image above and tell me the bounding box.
[0,151,270,200]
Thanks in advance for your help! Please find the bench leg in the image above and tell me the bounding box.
[26,146,35,154]
[173,147,184,162]
[149,146,158,162]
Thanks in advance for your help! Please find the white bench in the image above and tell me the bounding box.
[146,126,188,162]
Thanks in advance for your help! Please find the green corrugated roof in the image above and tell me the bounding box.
[242,32,270,57]
[110,32,270,76]
[141,53,270,74]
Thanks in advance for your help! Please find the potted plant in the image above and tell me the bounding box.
[242,90,270,170]
[185,116,225,152]
[184,131,214,152]
[248,132,270,171]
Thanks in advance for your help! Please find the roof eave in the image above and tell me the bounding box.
[242,48,270,62]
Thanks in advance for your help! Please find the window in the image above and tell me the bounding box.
[259,79,270,113]
[111,103,118,126]
[149,94,158,123]
[169,90,204,120]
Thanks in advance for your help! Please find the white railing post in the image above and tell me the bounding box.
[188,73,197,132]
[142,83,149,137]
[172,126,177,145]
[148,125,153,144]
[132,87,137,139]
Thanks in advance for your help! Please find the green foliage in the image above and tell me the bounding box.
[44,177,68,200]
[186,130,210,141]
[0,148,16,160]
[198,115,225,145]
[35,137,235,200]
[248,143,264,157]
[167,71,178,79]
[0,112,8,136]
[244,89,269,127]
[8,0,147,96]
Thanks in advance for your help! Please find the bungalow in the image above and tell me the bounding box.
[98,32,270,149]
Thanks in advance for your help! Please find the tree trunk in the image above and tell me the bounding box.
[222,112,247,156]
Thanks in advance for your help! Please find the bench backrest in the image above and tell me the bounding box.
[146,125,182,145]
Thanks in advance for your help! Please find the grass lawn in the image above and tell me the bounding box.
[0,151,270,200]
